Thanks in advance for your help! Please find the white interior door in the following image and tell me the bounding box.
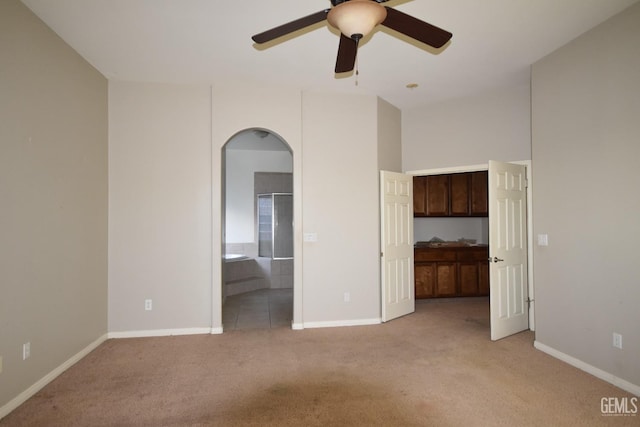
[380,170,415,322]
[488,161,529,340]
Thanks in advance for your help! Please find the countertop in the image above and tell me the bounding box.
[415,241,488,249]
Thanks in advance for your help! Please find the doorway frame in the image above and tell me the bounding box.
[405,160,535,330]
[213,128,302,333]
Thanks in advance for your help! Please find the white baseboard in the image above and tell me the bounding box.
[534,340,640,396]
[108,327,212,339]
[0,334,108,420]
[302,318,381,329]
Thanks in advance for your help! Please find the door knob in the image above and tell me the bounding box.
[489,256,504,263]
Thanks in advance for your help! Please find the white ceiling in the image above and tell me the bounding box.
[22,0,638,111]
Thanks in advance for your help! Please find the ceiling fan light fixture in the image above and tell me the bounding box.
[327,0,387,41]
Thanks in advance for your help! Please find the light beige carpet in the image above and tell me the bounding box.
[1,298,636,426]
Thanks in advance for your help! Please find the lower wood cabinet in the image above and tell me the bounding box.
[415,263,435,298]
[415,246,489,299]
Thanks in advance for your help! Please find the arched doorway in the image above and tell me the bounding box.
[221,128,294,330]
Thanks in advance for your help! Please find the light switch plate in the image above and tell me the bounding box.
[537,234,548,246]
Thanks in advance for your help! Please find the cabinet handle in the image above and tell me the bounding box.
[488,256,504,263]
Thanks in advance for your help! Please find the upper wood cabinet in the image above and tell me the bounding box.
[425,175,449,216]
[413,176,427,215]
[450,173,470,216]
[469,171,488,216]
[413,171,488,217]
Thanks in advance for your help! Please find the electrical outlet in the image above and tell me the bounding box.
[23,342,30,360]
[613,333,623,349]
[343,292,350,303]
[145,299,152,311]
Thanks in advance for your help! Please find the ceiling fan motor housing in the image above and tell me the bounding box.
[327,0,387,40]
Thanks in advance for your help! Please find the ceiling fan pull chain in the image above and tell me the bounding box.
[355,56,359,86]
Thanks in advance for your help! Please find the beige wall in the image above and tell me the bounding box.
[531,2,640,390]
[402,84,531,171]
[108,81,213,333]
[302,92,382,324]
[377,98,402,172]
[109,82,386,331]
[0,0,108,411]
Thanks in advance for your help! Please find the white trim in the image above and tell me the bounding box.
[518,160,535,330]
[108,327,212,339]
[405,163,488,176]
[210,326,223,335]
[0,334,108,420]
[302,318,381,329]
[291,322,304,330]
[534,341,640,397]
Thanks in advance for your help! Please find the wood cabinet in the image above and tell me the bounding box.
[469,171,488,216]
[425,175,449,216]
[457,247,489,296]
[413,176,427,216]
[450,173,470,216]
[414,245,489,299]
[413,171,488,217]
[414,263,435,298]
[413,175,449,216]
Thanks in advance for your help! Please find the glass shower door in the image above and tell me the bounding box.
[258,193,293,259]
[273,193,293,259]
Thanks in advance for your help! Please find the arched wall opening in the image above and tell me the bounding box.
[220,128,295,331]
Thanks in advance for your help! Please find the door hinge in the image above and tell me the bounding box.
[526,297,534,309]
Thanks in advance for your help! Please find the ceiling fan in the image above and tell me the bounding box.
[251,0,452,73]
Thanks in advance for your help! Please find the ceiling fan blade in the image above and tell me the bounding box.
[335,34,358,73]
[381,7,452,48]
[252,9,330,44]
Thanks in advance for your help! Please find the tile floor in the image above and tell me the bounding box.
[222,288,293,331]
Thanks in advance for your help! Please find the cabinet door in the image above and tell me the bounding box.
[435,262,457,296]
[426,175,449,216]
[450,173,470,216]
[415,263,435,298]
[470,171,488,216]
[458,262,479,296]
[478,262,489,295]
[413,176,427,216]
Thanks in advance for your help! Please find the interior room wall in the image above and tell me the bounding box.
[531,2,640,391]
[108,81,212,334]
[377,98,402,172]
[301,91,381,325]
[414,217,489,244]
[225,149,292,244]
[402,83,531,171]
[0,0,108,411]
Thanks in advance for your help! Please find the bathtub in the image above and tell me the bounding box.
[223,253,249,262]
